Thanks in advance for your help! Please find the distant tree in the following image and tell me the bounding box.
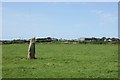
[46,37,52,42]
[85,38,92,41]
[101,37,106,41]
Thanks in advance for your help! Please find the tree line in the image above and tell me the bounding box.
[1,37,119,44]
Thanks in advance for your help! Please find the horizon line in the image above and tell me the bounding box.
[1,36,119,40]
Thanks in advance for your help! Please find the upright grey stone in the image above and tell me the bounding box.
[27,37,36,59]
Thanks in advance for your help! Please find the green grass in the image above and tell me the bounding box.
[2,43,118,78]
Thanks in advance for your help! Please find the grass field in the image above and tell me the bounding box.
[2,43,118,78]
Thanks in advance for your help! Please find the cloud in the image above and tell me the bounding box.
[90,10,103,14]
[90,9,117,25]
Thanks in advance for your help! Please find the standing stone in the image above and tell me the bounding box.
[27,37,36,59]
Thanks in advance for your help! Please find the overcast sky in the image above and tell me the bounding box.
[2,2,118,40]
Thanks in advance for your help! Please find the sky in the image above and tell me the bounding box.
[2,2,118,40]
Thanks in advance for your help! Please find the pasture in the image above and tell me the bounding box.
[2,43,118,78]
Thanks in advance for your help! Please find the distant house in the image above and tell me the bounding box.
[79,37,85,41]
[106,38,112,42]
